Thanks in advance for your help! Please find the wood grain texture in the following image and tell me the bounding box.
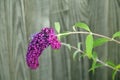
[0,0,120,80]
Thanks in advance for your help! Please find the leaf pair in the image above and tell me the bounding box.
[89,61,103,74]
[74,22,93,58]
[106,61,120,80]
[93,31,120,48]
[73,42,83,60]
[112,64,120,80]
[55,22,91,33]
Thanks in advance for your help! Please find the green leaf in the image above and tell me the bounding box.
[112,31,120,38]
[85,34,93,58]
[112,70,117,80]
[93,38,109,48]
[106,61,116,67]
[73,50,79,60]
[54,22,60,33]
[92,51,98,61]
[95,63,103,68]
[115,64,120,69]
[74,22,90,32]
[90,60,97,74]
[89,62,103,74]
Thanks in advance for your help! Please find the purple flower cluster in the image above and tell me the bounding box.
[26,27,61,69]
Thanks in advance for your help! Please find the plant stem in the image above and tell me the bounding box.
[61,42,120,72]
[96,59,120,72]
[59,31,120,72]
[58,31,120,44]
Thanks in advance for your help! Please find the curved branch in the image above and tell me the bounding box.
[58,31,120,44]
[61,42,120,72]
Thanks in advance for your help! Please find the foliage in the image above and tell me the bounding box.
[112,31,120,39]
[54,22,60,33]
[74,22,91,32]
[54,22,120,80]
[85,34,93,59]
[93,38,109,48]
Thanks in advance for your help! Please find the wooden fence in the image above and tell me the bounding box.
[0,0,120,80]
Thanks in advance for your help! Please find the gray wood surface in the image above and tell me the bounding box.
[0,0,120,80]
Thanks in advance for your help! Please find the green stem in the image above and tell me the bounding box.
[96,59,120,72]
[57,31,120,44]
[61,42,120,72]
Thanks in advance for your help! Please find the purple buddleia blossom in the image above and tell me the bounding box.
[26,27,61,69]
[29,32,38,40]
[48,34,61,49]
